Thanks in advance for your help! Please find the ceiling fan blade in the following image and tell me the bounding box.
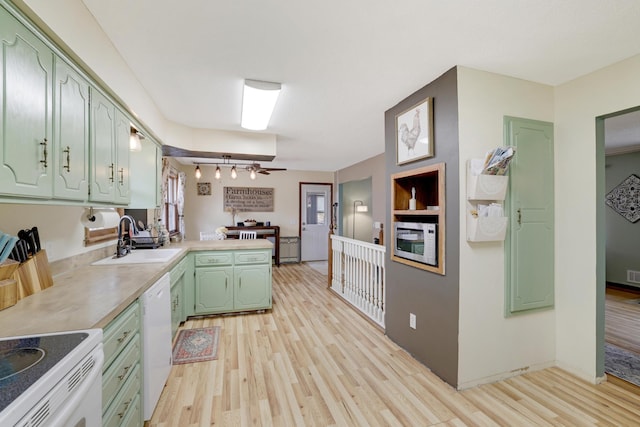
[264,167,287,171]
[258,170,271,175]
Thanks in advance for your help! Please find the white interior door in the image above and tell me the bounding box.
[300,183,331,261]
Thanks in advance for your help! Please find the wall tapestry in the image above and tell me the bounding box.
[223,187,274,212]
[606,174,640,223]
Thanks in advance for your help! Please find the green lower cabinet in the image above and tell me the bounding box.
[234,265,272,310]
[193,249,272,315]
[102,300,142,426]
[195,267,234,314]
[170,256,188,338]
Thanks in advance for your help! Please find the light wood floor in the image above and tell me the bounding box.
[605,284,640,354]
[150,265,640,426]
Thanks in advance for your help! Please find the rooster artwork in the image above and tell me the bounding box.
[396,97,433,164]
[399,109,421,156]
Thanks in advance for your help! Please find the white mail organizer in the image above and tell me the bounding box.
[467,210,508,242]
[467,159,509,200]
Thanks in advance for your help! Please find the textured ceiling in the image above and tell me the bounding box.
[80,0,640,170]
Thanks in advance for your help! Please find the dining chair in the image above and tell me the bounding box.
[239,231,257,239]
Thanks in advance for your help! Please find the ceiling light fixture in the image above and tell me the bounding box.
[230,165,237,179]
[215,165,221,180]
[195,164,201,179]
[129,128,142,152]
[241,79,281,131]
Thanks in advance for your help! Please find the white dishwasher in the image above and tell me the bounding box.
[141,272,172,421]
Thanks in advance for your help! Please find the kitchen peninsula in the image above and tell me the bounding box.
[0,239,273,338]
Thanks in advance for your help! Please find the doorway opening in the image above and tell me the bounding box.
[600,107,640,386]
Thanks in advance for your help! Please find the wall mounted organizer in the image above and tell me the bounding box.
[466,159,509,242]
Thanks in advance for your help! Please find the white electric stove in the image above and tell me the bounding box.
[0,329,103,427]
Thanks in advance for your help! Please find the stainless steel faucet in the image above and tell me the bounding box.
[116,215,138,258]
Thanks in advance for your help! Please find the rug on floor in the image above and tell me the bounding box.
[172,326,220,365]
[605,343,640,387]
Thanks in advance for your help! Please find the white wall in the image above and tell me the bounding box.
[180,163,333,240]
[456,67,556,388]
[0,204,112,262]
[554,54,640,382]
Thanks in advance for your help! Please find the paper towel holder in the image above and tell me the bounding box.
[85,207,96,223]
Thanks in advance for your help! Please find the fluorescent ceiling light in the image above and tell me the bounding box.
[241,79,281,131]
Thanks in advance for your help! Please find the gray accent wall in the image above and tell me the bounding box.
[605,151,640,287]
[384,67,460,387]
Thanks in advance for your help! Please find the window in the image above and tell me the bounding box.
[165,169,179,234]
[306,193,326,225]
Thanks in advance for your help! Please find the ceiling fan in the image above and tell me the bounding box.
[246,163,287,175]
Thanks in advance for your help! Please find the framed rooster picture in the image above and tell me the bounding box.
[396,97,434,165]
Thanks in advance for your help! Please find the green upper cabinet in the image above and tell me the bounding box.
[90,88,130,205]
[53,58,89,200]
[89,88,116,202]
[0,5,54,198]
[114,107,131,204]
[129,137,161,208]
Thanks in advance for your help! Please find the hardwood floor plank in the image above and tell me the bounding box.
[149,264,640,426]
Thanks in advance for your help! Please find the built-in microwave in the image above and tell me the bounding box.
[394,222,437,266]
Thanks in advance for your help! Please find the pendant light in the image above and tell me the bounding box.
[230,165,237,179]
[250,168,256,180]
[195,164,202,179]
[215,165,221,179]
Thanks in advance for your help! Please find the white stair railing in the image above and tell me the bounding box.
[330,235,385,328]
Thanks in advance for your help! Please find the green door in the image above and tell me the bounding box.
[234,265,272,310]
[89,88,116,202]
[194,267,234,314]
[53,57,89,200]
[504,117,554,315]
[0,6,53,197]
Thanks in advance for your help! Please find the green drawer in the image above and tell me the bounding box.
[170,255,188,282]
[103,301,139,371]
[195,251,233,266]
[103,364,141,427]
[102,334,140,410]
[119,394,141,427]
[234,250,270,265]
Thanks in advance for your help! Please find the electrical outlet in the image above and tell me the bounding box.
[409,313,416,329]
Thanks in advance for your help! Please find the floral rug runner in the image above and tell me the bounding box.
[605,343,640,387]
[172,326,220,364]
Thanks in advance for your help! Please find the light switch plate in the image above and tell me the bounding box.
[409,313,416,329]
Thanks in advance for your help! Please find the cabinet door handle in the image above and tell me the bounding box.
[39,138,48,168]
[517,208,522,225]
[119,167,124,185]
[117,365,131,381]
[109,163,115,182]
[117,330,130,343]
[63,146,71,172]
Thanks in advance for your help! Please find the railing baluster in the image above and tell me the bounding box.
[329,235,385,328]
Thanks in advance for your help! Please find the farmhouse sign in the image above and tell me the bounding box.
[223,187,274,212]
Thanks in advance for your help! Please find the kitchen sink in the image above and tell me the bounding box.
[92,248,182,266]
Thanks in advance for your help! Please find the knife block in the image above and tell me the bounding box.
[0,278,17,310]
[0,258,19,280]
[12,250,53,300]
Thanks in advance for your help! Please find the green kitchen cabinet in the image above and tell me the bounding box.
[195,266,234,314]
[170,255,188,338]
[0,5,54,198]
[234,264,272,310]
[129,136,161,208]
[193,249,272,315]
[89,88,130,204]
[53,57,90,200]
[102,300,143,427]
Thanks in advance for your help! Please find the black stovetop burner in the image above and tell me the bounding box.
[0,332,88,412]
